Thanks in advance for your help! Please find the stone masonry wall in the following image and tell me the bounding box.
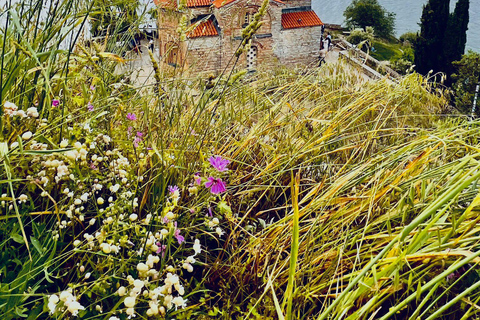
[274,25,322,66]
[185,36,222,73]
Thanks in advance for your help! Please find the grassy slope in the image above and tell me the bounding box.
[3,1,480,319]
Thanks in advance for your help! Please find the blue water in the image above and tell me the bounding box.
[312,0,480,52]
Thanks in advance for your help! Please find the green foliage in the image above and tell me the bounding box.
[415,0,470,79]
[399,31,418,45]
[370,41,402,61]
[343,0,396,38]
[444,0,470,79]
[89,0,139,37]
[391,47,415,74]
[415,0,450,75]
[451,50,480,114]
[346,27,374,45]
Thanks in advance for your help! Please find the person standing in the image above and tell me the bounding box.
[149,39,154,51]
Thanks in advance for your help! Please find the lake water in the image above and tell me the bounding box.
[312,0,480,52]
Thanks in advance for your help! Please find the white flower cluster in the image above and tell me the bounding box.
[4,101,39,118]
[48,290,85,317]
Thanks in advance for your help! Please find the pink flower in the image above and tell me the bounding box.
[194,173,201,186]
[156,243,167,257]
[168,185,179,194]
[133,137,142,148]
[136,131,144,137]
[87,102,94,111]
[126,113,137,121]
[208,156,230,172]
[174,229,185,244]
[205,177,227,194]
[52,99,60,107]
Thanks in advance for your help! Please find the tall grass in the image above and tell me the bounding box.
[2,0,480,319]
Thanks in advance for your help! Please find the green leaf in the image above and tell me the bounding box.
[30,237,43,255]
[11,234,25,244]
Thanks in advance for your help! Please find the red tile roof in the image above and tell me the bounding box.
[154,0,212,8]
[186,0,212,7]
[212,0,283,8]
[188,19,219,38]
[281,10,323,29]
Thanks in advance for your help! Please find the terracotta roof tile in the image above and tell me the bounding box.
[188,19,219,38]
[212,0,283,8]
[154,0,212,8]
[186,0,212,6]
[281,10,323,29]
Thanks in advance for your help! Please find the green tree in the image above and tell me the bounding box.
[414,0,450,75]
[444,0,470,77]
[451,51,480,115]
[343,0,396,39]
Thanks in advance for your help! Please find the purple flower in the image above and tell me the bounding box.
[133,137,142,148]
[208,156,230,172]
[174,229,185,244]
[205,177,227,194]
[52,99,60,107]
[168,185,179,194]
[194,173,202,186]
[87,102,94,111]
[156,243,167,258]
[208,206,213,217]
[136,131,144,137]
[126,113,137,121]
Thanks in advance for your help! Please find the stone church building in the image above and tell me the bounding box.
[155,0,324,72]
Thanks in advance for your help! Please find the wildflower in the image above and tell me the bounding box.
[87,102,94,112]
[208,156,230,171]
[193,239,201,255]
[124,296,136,308]
[168,185,179,195]
[136,131,143,137]
[133,137,142,148]
[26,107,39,118]
[18,194,28,203]
[126,113,137,121]
[129,214,138,221]
[22,131,33,140]
[174,229,185,244]
[216,227,225,237]
[52,99,60,107]
[48,294,59,314]
[60,139,68,148]
[156,243,167,257]
[97,197,104,205]
[117,286,127,296]
[4,101,18,116]
[205,177,227,194]
[172,296,187,310]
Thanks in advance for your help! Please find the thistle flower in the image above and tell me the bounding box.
[126,113,137,121]
[208,156,230,172]
[205,177,227,194]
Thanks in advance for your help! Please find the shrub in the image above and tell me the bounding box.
[347,27,374,46]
